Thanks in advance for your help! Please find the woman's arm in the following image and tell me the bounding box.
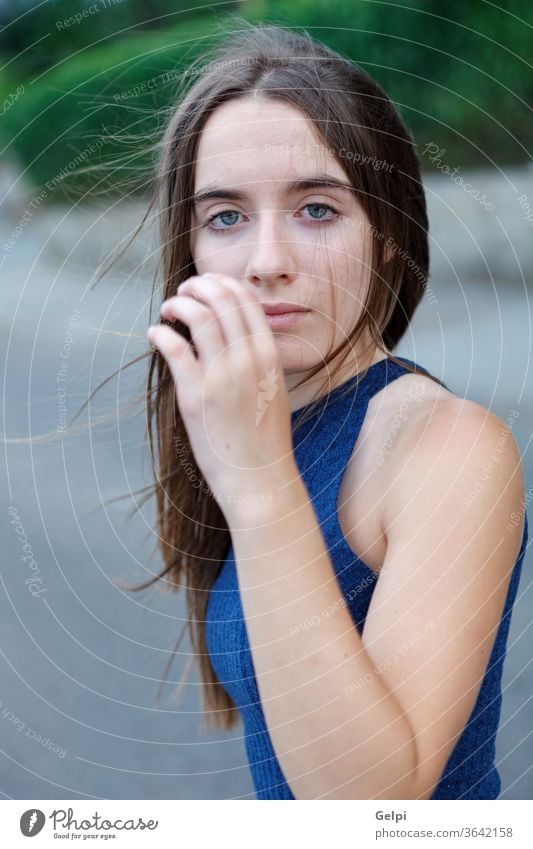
[228,400,526,801]
[229,459,418,800]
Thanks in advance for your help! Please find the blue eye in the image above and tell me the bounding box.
[304,203,338,221]
[205,210,242,230]
[203,203,340,233]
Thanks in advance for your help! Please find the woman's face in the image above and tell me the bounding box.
[189,97,378,399]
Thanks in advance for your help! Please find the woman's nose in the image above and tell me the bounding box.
[244,211,298,286]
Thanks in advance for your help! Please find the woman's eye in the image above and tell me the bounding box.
[204,209,243,231]
[302,202,339,222]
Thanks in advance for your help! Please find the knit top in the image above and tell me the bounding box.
[205,355,528,799]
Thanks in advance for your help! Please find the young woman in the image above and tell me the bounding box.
[143,22,528,800]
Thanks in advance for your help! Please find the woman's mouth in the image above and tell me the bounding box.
[261,304,310,330]
[264,311,308,329]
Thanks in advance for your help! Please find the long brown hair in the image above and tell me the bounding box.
[20,19,448,732]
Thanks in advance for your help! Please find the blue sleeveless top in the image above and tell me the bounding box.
[205,355,528,799]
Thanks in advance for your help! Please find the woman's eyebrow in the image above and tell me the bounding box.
[191,175,355,206]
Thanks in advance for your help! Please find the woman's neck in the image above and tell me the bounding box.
[286,345,390,413]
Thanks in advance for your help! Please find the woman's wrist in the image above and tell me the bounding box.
[221,457,305,529]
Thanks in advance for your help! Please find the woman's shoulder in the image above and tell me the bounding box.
[367,361,518,451]
[338,365,525,576]
[372,372,525,543]
[361,365,459,471]
[374,368,519,464]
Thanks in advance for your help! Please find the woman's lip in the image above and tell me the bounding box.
[264,310,309,329]
[260,304,309,314]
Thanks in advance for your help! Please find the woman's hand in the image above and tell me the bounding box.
[146,273,297,523]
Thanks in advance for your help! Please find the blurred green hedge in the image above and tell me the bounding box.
[1,1,531,198]
[1,18,224,200]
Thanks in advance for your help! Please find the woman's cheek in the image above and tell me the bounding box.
[189,221,209,263]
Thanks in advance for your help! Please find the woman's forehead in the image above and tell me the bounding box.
[194,101,348,195]
[196,98,333,160]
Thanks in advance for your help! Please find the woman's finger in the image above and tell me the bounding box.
[160,294,226,364]
[147,323,201,402]
[209,275,275,342]
[169,275,253,357]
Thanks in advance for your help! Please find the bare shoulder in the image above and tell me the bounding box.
[376,376,525,546]
[337,369,525,576]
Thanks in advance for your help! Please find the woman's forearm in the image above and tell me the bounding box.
[228,460,418,800]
